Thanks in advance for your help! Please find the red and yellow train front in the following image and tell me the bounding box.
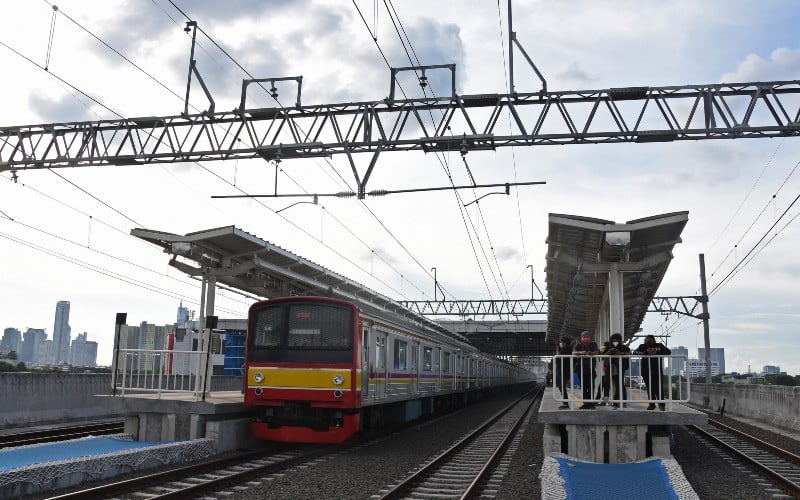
[245,297,361,443]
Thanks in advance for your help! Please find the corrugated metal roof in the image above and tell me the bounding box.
[544,211,688,344]
[131,225,470,343]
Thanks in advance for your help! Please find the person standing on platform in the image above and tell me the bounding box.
[601,333,631,408]
[635,334,671,410]
[554,336,573,409]
[572,331,599,409]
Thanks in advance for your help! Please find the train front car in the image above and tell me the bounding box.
[245,296,361,443]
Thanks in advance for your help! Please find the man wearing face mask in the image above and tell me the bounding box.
[572,331,599,409]
[554,336,573,409]
[634,334,672,410]
[601,333,631,408]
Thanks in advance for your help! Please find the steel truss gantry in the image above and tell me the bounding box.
[2,79,799,196]
[400,295,707,319]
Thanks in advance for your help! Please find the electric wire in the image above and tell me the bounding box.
[496,0,535,295]
[0,230,241,317]
[165,0,442,302]
[709,191,800,296]
[384,0,517,302]
[708,158,800,283]
[357,1,501,301]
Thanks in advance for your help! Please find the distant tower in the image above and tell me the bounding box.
[52,300,72,365]
[20,328,47,364]
[1,327,22,353]
[698,347,726,375]
[176,301,192,327]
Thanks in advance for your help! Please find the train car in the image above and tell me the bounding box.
[244,295,530,443]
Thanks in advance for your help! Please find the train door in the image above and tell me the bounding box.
[362,326,370,402]
[411,341,419,395]
[375,332,387,399]
[434,347,441,391]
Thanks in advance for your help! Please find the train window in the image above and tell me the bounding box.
[443,352,451,372]
[252,306,282,347]
[286,304,353,349]
[376,336,386,369]
[393,339,407,370]
[423,347,432,372]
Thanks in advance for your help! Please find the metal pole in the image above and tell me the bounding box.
[699,253,712,384]
[432,267,438,302]
[111,312,126,395]
[508,0,514,94]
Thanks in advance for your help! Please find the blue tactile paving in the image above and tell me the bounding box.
[0,436,168,472]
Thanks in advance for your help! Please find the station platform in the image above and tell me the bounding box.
[539,387,707,464]
[0,434,214,499]
[95,391,256,453]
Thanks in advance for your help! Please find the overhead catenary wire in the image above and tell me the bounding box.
[163,0,446,303]
[8,2,434,308]
[354,1,506,302]
[384,0,522,302]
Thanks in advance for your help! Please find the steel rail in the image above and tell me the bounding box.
[690,421,800,497]
[0,421,124,449]
[379,385,542,499]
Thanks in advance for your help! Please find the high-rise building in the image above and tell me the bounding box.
[763,365,781,374]
[52,301,72,365]
[36,339,54,365]
[1,327,22,353]
[686,358,720,378]
[670,346,689,376]
[19,328,47,363]
[70,332,98,367]
[698,347,726,375]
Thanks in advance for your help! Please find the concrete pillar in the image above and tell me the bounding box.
[190,413,205,440]
[161,413,177,441]
[542,424,562,455]
[636,425,647,460]
[124,415,140,439]
[609,425,638,463]
[607,263,624,337]
[569,425,604,462]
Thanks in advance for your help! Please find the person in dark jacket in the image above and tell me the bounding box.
[554,336,573,409]
[600,333,631,408]
[572,331,599,409]
[634,334,671,410]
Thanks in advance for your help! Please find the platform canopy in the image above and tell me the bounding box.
[544,212,689,344]
[131,225,469,343]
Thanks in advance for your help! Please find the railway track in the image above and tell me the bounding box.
[690,417,800,498]
[377,386,542,499]
[0,421,124,449]
[44,444,329,499]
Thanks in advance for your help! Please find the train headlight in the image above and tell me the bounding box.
[253,372,265,383]
[332,374,344,385]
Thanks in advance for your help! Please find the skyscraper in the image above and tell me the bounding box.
[70,332,98,367]
[698,347,726,375]
[19,328,47,364]
[671,346,689,377]
[52,300,72,365]
[1,327,22,353]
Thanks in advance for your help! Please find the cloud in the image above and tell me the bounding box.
[555,62,596,86]
[721,47,800,82]
[28,92,94,123]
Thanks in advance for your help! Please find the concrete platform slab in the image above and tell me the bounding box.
[95,391,246,415]
[0,435,215,499]
[539,388,707,426]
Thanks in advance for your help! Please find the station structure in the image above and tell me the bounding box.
[99,208,705,465]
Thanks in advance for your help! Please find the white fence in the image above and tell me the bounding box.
[551,354,689,408]
[112,348,241,398]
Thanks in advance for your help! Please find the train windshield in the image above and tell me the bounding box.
[252,302,354,351]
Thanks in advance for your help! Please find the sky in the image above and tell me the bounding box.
[1,0,799,374]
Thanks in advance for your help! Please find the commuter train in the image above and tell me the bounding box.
[244,295,531,443]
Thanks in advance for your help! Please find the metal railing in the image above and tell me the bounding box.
[551,354,689,408]
[112,348,242,398]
